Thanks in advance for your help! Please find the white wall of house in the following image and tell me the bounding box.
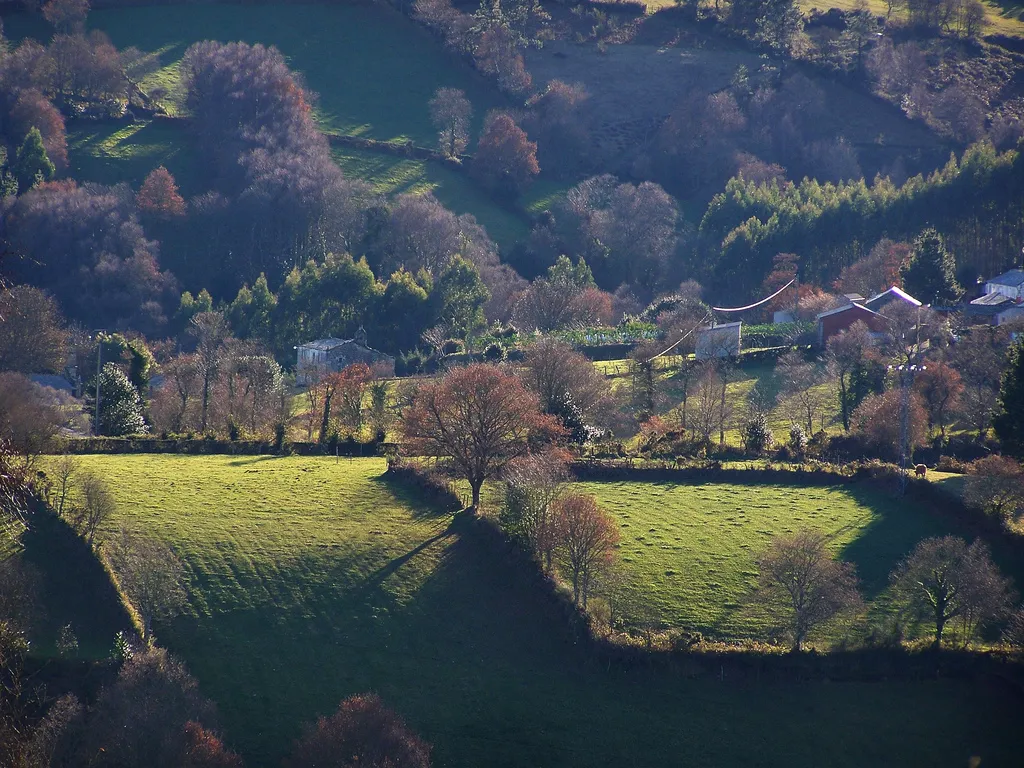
[985,282,1023,301]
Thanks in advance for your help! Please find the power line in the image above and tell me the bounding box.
[646,279,797,363]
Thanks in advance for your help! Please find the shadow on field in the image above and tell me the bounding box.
[837,483,1024,599]
[370,473,458,520]
[226,455,286,467]
[21,512,133,658]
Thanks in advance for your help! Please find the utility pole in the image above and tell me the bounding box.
[888,362,926,495]
[94,333,103,436]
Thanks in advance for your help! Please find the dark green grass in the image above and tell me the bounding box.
[64,454,1024,768]
[16,510,133,658]
[66,121,204,197]
[331,146,532,249]
[581,478,1024,638]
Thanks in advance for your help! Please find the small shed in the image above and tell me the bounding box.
[296,328,395,384]
[696,322,742,360]
[815,303,886,347]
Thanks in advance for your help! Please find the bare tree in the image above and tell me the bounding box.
[851,388,928,461]
[963,456,1024,528]
[826,321,873,432]
[70,471,115,546]
[286,693,431,768]
[189,312,228,434]
[0,373,65,460]
[553,493,619,609]
[500,450,570,571]
[891,536,1015,649]
[401,364,557,510]
[429,87,472,158]
[519,337,610,424]
[42,0,90,33]
[51,453,78,519]
[754,529,863,651]
[778,350,829,435]
[107,529,188,644]
[950,327,1009,441]
[913,360,963,442]
[690,361,728,448]
[0,286,69,375]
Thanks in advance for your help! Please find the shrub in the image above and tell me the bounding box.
[482,342,505,361]
[441,339,463,355]
[743,413,775,454]
[286,693,431,768]
[789,424,808,453]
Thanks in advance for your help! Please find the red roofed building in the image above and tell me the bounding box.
[816,301,886,346]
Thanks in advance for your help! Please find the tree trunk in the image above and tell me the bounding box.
[319,391,333,444]
[934,613,945,650]
[470,478,482,512]
[839,378,850,431]
[201,375,211,433]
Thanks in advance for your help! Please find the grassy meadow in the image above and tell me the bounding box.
[580,478,1024,638]
[56,454,1024,767]
[0,4,536,248]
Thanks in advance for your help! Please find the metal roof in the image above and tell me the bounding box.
[297,338,351,352]
[987,269,1024,288]
[971,292,1015,307]
[863,285,922,311]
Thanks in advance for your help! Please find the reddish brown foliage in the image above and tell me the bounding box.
[552,493,619,608]
[851,388,928,460]
[137,166,186,219]
[180,722,243,768]
[913,360,964,440]
[42,0,89,32]
[286,694,430,768]
[833,239,911,297]
[9,89,68,170]
[472,112,538,197]
[402,363,557,509]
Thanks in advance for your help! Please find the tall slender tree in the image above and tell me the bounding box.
[993,337,1024,458]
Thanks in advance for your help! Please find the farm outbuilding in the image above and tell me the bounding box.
[696,322,742,360]
[295,328,395,384]
[815,301,886,346]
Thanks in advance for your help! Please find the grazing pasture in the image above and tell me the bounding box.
[579,478,1022,637]
[2,4,508,143]
[64,454,1024,768]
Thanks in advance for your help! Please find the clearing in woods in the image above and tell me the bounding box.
[59,454,1024,768]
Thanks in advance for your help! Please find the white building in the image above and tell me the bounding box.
[696,322,742,360]
[984,269,1024,302]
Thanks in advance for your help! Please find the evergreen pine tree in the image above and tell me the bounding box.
[993,338,1024,458]
[901,228,963,304]
[13,127,55,192]
[90,363,148,436]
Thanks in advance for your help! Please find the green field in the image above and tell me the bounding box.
[59,454,1024,767]
[331,146,533,249]
[1,4,508,143]
[580,478,1023,638]
[1,4,537,247]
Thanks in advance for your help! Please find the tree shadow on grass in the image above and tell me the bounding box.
[838,483,1024,599]
[20,512,133,658]
[226,455,287,467]
[370,473,460,520]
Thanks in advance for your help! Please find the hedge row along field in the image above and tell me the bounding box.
[65,454,1024,768]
